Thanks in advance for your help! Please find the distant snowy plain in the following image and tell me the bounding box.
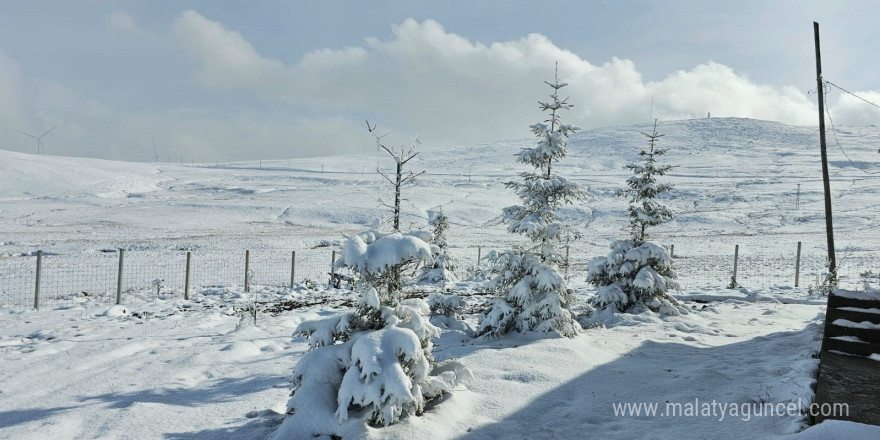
[2,118,880,439]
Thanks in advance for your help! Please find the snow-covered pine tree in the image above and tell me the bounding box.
[476,64,584,338]
[624,121,674,242]
[420,209,458,284]
[274,231,468,437]
[586,120,687,316]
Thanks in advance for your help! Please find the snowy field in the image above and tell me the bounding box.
[2,117,880,439]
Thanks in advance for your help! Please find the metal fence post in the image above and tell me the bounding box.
[34,250,42,310]
[795,241,802,287]
[184,251,192,300]
[290,251,296,288]
[244,250,250,293]
[732,244,739,285]
[116,249,124,305]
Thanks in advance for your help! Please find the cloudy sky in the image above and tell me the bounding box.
[0,1,878,162]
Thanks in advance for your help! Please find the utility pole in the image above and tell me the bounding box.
[814,21,837,281]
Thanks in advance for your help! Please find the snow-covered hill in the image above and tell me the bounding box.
[1,118,879,439]
[2,117,877,286]
[2,117,877,256]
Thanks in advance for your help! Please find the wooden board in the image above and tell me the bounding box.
[825,307,880,326]
[824,324,880,344]
[827,294,880,310]
[821,337,880,358]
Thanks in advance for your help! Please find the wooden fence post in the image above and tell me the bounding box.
[290,251,296,288]
[330,250,337,288]
[795,241,802,287]
[184,251,192,300]
[34,250,42,310]
[670,244,675,258]
[116,249,124,305]
[477,247,482,268]
[733,244,740,285]
[244,250,250,293]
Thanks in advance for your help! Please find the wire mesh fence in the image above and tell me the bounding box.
[450,242,877,293]
[0,248,338,311]
[0,255,36,310]
[566,246,876,292]
[1,242,877,311]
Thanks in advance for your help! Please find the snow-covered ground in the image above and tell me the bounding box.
[2,117,880,439]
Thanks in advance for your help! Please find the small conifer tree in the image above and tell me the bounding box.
[476,64,584,338]
[420,209,458,284]
[587,121,686,315]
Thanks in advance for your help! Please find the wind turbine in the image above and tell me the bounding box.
[16,125,57,155]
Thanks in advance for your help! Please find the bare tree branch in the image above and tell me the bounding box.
[377,168,396,186]
[400,151,419,165]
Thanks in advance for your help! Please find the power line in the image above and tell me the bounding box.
[824,80,880,111]
[649,128,823,238]
[824,104,880,175]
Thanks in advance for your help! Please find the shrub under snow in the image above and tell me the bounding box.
[427,293,463,319]
[273,231,468,437]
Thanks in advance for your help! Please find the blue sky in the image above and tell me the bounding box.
[0,1,878,161]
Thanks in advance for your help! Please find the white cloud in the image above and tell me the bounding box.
[173,10,287,91]
[646,62,815,124]
[4,13,879,162]
[830,92,880,127]
[172,14,852,149]
[108,12,139,33]
[0,53,372,160]
[0,49,35,131]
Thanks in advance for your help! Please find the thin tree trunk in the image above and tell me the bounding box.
[394,160,402,231]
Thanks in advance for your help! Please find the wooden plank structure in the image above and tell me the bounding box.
[815,291,880,425]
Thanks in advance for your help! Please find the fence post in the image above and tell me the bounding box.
[184,251,192,300]
[330,250,337,288]
[477,247,482,268]
[34,250,42,310]
[670,244,675,258]
[116,249,124,305]
[795,241,802,287]
[564,245,570,281]
[244,250,250,293]
[732,244,739,285]
[290,251,296,288]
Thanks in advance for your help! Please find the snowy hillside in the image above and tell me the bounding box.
[1,117,880,439]
[2,118,878,261]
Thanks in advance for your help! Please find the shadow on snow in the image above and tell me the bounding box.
[78,373,286,409]
[458,319,823,440]
[0,406,78,429]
